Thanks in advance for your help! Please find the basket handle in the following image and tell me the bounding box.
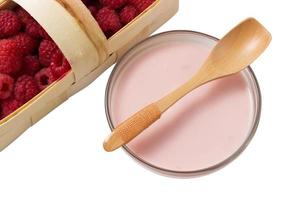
[14,0,101,82]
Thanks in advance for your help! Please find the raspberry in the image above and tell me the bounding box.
[101,0,127,9]
[0,10,21,38]
[39,39,60,67]
[0,39,18,53]
[15,7,33,26]
[0,39,23,75]
[0,55,22,75]
[58,59,71,77]
[35,68,57,90]
[50,51,71,78]
[14,75,40,104]
[12,33,38,55]
[23,56,41,75]
[25,20,41,38]
[0,73,14,100]
[128,0,155,13]
[1,97,21,118]
[120,6,138,25]
[51,50,64,65]
[25,19,51,40]
[96,7,122,37]
[88,6,98,17]
[39,27,51,40]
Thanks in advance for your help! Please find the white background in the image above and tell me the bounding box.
[0,0,298,199]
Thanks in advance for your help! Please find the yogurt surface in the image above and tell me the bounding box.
[108,32,259,174]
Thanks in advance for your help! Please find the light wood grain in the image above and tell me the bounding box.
[58,0,109,64]
[103,18,272,152]
[103,104,161,152]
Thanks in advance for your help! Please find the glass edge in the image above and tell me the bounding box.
[104,30,262,178]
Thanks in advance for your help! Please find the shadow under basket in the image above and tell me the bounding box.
[0,0,179,151]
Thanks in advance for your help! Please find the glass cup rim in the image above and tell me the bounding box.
[104,30,262,177]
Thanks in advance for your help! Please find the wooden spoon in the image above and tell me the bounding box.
[103,18,271,152]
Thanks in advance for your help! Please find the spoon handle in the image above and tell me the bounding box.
[104,74,209,152]
[103,103,161,152]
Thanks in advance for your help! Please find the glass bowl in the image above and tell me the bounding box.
[105,31,261,177]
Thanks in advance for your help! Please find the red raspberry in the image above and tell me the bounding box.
[128,0,155,13]
[0,73,14,100]
[15,7,33,26]
[0,10,21,38]
[39,27,51,40]
[23,56,41,75]
[1,97,21,118]
[14,75,40,104]
[0,39,23,75]
[51,60,71,78]
[25,20,41,38]
[49,51,71,78]
[120,6,138,25]
[96,7,122,37]
[34,68,57,90]
[39,39,60,67]
[12,33,38,55]
[25,19,51,40]
[101,0,127,9]
[51,50,64,65]
[88,6,98,17]
[0,55,22,75]
[0,39,18,53]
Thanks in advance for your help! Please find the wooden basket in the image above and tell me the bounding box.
[0,0,179,151]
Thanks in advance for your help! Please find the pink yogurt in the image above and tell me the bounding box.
[106,31,261,176]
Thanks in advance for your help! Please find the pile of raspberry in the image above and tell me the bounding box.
[0,7,71,120]
[83,0,155,37]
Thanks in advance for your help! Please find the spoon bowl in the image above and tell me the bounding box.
[200,18,272,80]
